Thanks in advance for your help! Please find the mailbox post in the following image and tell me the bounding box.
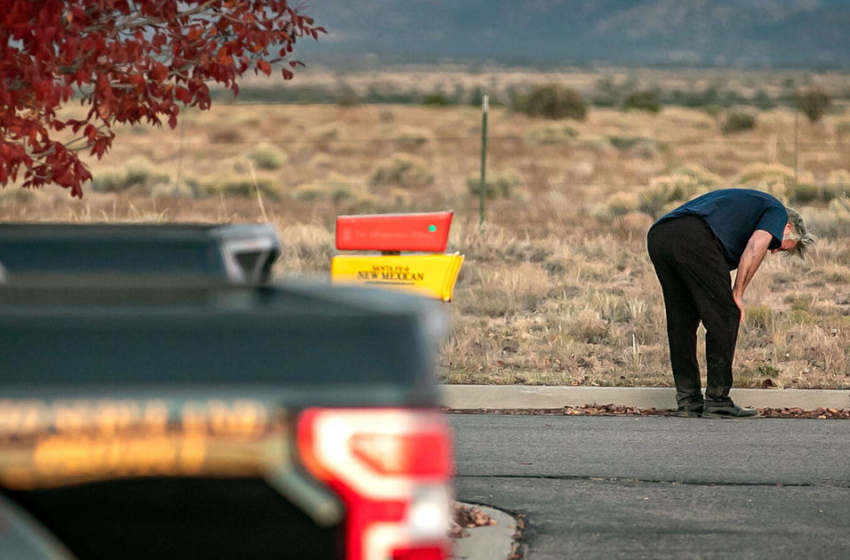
[331,211,464,302]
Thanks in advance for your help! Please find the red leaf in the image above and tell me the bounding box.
[175,86,192,103]
[130,73,145,87]
[257,59,271,75]
[150,62,168,83]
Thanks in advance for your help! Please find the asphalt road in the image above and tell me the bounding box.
[450,415,850,560]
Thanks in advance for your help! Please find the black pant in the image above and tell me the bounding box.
[647,216,739,406]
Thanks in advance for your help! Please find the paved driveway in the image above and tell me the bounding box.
[451,415,850,559]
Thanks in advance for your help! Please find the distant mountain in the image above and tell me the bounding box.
[297,0,850,69]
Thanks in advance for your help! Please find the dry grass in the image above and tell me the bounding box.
[3,77,850,389]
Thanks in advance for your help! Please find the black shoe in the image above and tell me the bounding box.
[673,404,704,418]
[702,401,760,419]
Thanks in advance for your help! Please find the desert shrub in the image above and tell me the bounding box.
[361,84,418,105]
[701,105,724,118]
[828,195,850,220]
[392,127,432,150]
[623,91,660,113]
[309,153,332,171]
[674,86,721,109]
[205,173,277,199]
[208,127,243,144]
[637,186,674,220]
[127,158,168,188]
[335,85,358,107]
[468,86,485,107]
[787,309,815,325]
[575,136,612,152]
[804,197,850,239]
[370,153,434,189]
[247,143,287,171]
[796,89,832,123]
[593,75,622,107]
[745,304,773,331]
[787,181,849,205]
[607,136,665,157]
[827,169,850,187]
[0,187,37,204]
[818,263,850,284]
[389,188,411,207]
[292,173,360,203]
[637,174,712,219]
[595,293,632,324]
[786,294,815,313]
[751,90,776,110]
[787,183,820,204]
[757,364,780,378]
[91,157,169,193]
[422,93,452,107]
[722,111,756,134]
[530,123,580,144]
[822,171,850,201]
[291,183,326,202]
[606,192,640,217]
[563,310,610,344]
[738,163,795,186]
[737,163,797,202]
[512,84,587,121]
[311,124,340,149]
[466,170,524,199]
[608,136,643,150]
[320,127,341,143]
[611,211,654,238]
[669,164,722,187]
[91,169,128,193]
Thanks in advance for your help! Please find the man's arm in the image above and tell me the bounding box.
[732,229,774,322]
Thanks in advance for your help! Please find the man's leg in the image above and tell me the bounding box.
[648,228,703,413]
[675,260,738,403]
[672,226,758,418]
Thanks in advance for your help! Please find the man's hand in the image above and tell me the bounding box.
[733,293,745,324]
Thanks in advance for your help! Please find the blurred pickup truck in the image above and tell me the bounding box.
[0,223,280,283]
[0,220,452,560]
[0,225,453,560]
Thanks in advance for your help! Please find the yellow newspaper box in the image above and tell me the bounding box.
[331,212,464,302]
[331,253,464,302]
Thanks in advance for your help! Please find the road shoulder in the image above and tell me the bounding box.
[441,385,850,411]
[452,503,519,560]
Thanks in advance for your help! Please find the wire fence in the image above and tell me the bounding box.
[116,134,850,148]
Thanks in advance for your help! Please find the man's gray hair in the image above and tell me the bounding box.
[784,207,814,260]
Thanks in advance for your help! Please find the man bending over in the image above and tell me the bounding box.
[647,188,813,418]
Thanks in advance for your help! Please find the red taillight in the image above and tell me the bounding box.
[351,432,452,477]
[392,546,446,560]
[297,409,453,560]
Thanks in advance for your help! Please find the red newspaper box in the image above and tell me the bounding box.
[335,212,453,253]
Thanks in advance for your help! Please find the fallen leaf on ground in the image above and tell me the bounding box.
[450,501,496,539]
[445,405,850,419]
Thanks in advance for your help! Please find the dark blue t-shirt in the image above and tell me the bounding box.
[652,188,787,270]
